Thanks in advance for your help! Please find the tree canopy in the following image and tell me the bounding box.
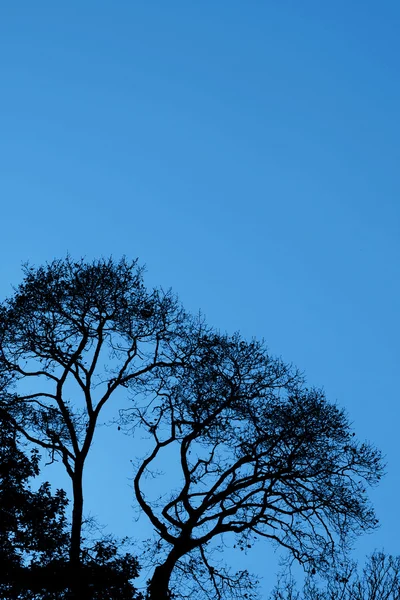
[126,332,383,599]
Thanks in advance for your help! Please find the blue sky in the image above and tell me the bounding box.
[0,1,399,596]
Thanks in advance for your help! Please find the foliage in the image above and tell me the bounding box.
[0,410,68,599]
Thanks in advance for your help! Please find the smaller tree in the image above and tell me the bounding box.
[124,332,384,600]
[269,551,400,600]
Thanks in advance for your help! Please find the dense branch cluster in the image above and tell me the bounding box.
[0,257,192,476]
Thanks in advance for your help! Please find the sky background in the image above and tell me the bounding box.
[0,1,399,597]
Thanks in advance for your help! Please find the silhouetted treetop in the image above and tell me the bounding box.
[125,332,384,599]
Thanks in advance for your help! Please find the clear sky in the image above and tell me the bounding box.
[0,1,399,597]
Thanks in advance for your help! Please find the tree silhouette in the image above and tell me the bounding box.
[269,551,400,600]
[0,410,68,598]
[0,256,197,598]
[124,332,384,600]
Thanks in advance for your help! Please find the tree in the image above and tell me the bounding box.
[269,551,400,600]
[0,256,198,599]
[0,410,68,599]
[0,408,142,599]
[124,332,384,600]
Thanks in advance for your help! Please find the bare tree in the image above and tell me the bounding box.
[270,552,400,600]
[0,256,200,599]
[124,333,384,600]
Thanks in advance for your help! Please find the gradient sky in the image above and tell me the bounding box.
[1,2,399,597]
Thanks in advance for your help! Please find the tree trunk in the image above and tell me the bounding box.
[148,560,176,600]
[69,462,84,599]
[148,542,193,600]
